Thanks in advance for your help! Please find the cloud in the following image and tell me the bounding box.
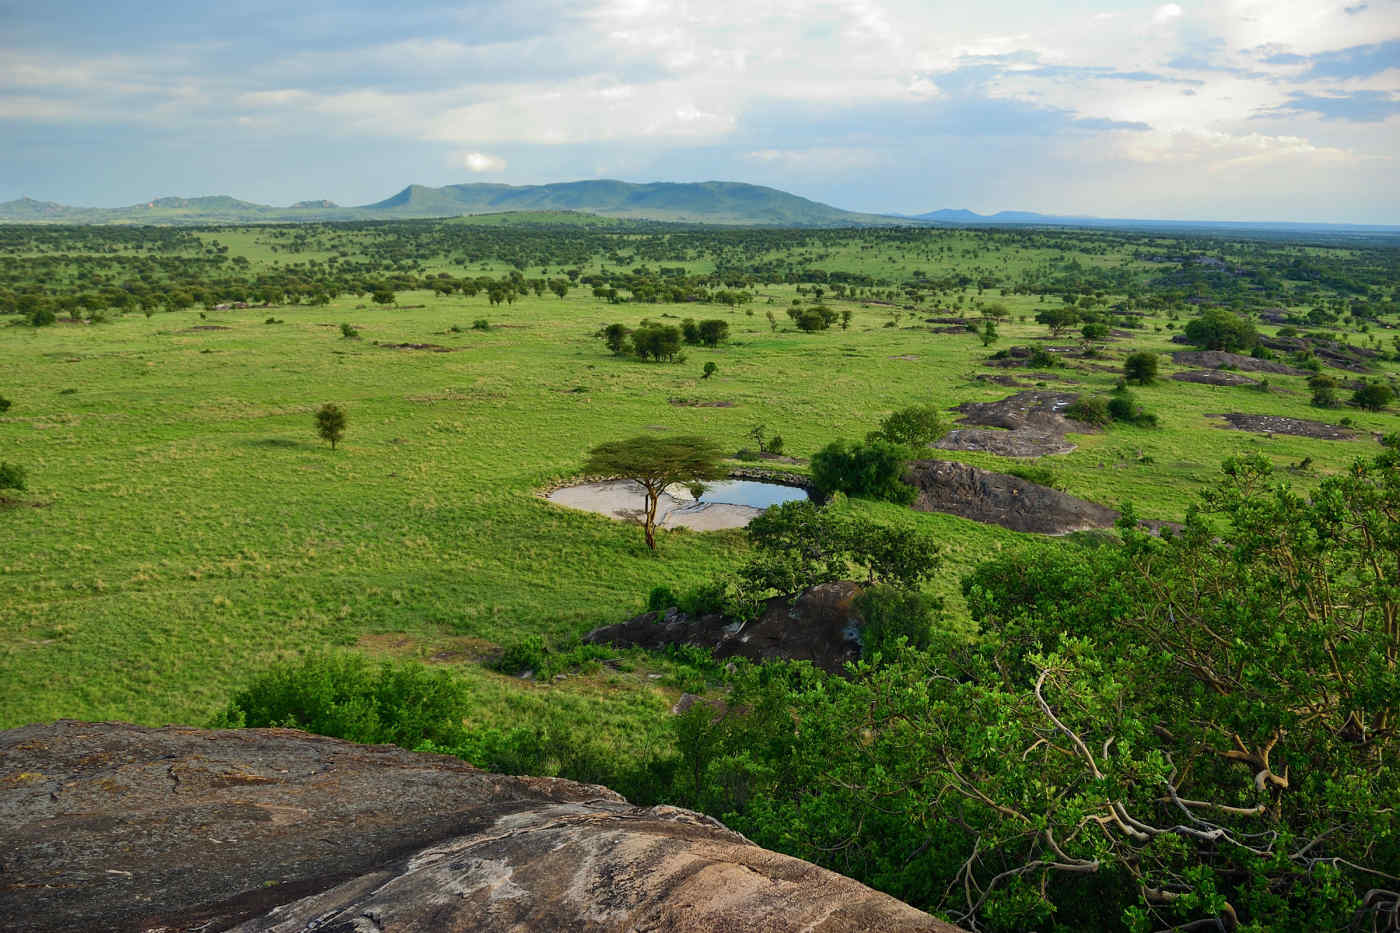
[459,151,506,172]
[1344,3,1368,14]
[1261,89,1400,122]
[1152,4,1184,26]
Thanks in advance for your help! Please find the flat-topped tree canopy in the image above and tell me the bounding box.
[582,435,727,550]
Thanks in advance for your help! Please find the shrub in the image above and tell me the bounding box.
[29,308,56,327]
[0,394,10,413]
[810,439,915,504]
[339,322,358,338]
[1353,381,1395,412]
[600,322,631,355]
[869,404,949,448]
[0,461,26,492]
[855,585,936,659]
[493,636,548,676]
[702,361,718,379]
[212,653,469,749]
[1065,395,1111,426]
[1080,322,1109,340]
[1027,347,1061,368]
[647,585,678,612]
[1123,351,1158,385]
[1184,308,1257,352]
[472,319,490,330]
[1312,386,1339,408]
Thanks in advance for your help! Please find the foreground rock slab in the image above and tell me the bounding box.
[0,720,957,933]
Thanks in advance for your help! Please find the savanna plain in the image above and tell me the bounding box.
[2,217,1398,930]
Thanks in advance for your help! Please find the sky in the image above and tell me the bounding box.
[2,0,1398,223]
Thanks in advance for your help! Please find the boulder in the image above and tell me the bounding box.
[905,459,1120,535]
[0,720,958,933]
[585,581,864,675]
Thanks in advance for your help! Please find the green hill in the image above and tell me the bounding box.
[0,181,904,227]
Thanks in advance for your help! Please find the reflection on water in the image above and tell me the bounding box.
[695,480,809,510]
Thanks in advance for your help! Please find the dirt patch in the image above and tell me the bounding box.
[1171,350,1305,376]
[930,326,970,334]
[1206,413,1359,440]
[586,581,863,675]
[379,343,458,352]
[906,459,1120,534]
[1173,370,1260,387]
[934,390,1099,458]
[889,354,920,360]
[357,632,499,665]
[668,398,736,407]
[185,324,232,331]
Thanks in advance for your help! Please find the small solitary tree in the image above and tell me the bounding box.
[315,403,347,450]
[582,435,727,550]
[702,361,718,379]
[1123,351,1159,385]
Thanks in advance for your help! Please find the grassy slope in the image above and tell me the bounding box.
[0,230,1394,739]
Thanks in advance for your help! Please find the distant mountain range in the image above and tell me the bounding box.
[910,208,1400,234]
[0,181,899,227]
[1,182,1394,233]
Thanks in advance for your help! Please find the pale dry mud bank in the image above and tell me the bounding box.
[546,479,807,531]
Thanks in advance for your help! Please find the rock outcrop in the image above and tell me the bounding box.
[936,390,1100,457]
[905,459,1121,534]
[0,720,958,933]
[585,580,864,675]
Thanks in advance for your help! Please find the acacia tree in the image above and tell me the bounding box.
[582,435,727,550]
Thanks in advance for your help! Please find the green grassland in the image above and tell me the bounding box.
[1,221,1397,743]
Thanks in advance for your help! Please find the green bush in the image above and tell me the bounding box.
[0,394,11,413]
[339,322,359,338]
[1065,395,1111,426]
[0,461,26,492]
[494,635,548,675]
[855,585,937,659]
[1123,351,1158,385]
[869,404,949,448]
[647,585,678,612]
[810,439,915,504]
[1184,308,1257,352]
[1353,381,1394,412]
[213,653,469,749]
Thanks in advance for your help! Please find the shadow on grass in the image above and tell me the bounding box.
[243,437,310,450]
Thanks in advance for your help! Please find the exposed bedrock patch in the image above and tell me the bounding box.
[0,720,957,933]
[1206,413,1361,440]
[1169,350,1305,376]
[935,390,1099,458]
[586,581,864,675]
[906,459,1121,534]
[1172,369,1260,387]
